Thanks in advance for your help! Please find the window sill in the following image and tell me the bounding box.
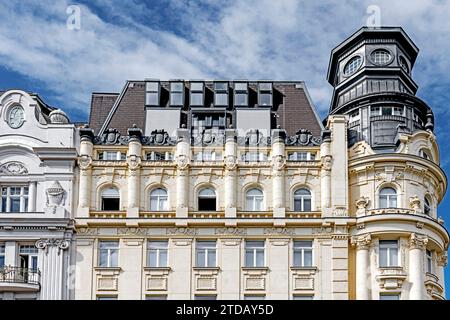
[143,267,171,272]
[193,267,220,271]
[290,266,317,271]
[242,267,269,271]
[94,267,122,276]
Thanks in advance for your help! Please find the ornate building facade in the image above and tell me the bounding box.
[0,90,77,300]
[72,27,448,300]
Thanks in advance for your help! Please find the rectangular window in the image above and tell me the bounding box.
[147,241,168,268]
[287,152,316,161]
[379,240,399,267]
[293,241,313,267]
[170,82,184,106]
[99,241,119,268]
[371,106,404,117]
[245,240,265,267]
[19,245,38,271]
[234,82,248,106]
[190,82,204,106]
[214,82,228,106]
[379,293,400,300]
[145,81,160,106]
[147,151,173,161]
[258,82,273,106]
[99,151,125,161]
[426,249,433,274]
[146,295,167,300]
[195,295,217,300]
[349,109,360,122]
[241,152,268,162]
[0,244,5,267]
[1,186,29,213]
[194,151,222,162]
[196,241,216,268]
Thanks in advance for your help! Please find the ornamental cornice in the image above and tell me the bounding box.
[166,227,197,236]
[350,234,372,249]
[409,233,428,250]
[263,227,295,236]
[215,227,246,236]
[117,227,147,236]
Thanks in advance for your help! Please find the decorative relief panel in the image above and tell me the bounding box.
[215,227,246,236]
[144,268,170,291]
[97,277,118,291]
[166,227,197,236]
[0,161,28,175]
[196,277,217,291]
[291,267,316,291]
[263,227,295,236]
[243,268,267,291]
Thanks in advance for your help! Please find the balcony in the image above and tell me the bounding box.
[376,266,407,290]
[425,273,444,299]
[0,266,41,292]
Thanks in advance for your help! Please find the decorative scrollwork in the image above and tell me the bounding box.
[192,129,225,146]
[237,129,271,146]
[285,129,322,146]
[93,128,130,145]
[142,129,176,146]
[0,161,28,175]
[35,238,71,255]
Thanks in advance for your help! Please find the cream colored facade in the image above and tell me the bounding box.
[73,114,448,300]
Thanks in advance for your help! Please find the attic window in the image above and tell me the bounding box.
[190,82,204,106]
[258,82,273,106]
[170,82,184,106]
[214,82,229,106]
[234,82,248,106]
[145,81,160,106]
[98,151,126,161]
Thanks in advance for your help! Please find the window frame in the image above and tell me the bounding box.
[0,185,29,213]
[101,187,120,211]
[245,240,265,268]
[343,55,363,76]
[293,188,312,212]
[145,81,160,106]
[196,240,217,268]
[258,82,273,107]
[293,240,314,267]
[147,240,168,268]
[170,81,184,106]
[99,151,125,161]
[379,187,398,209]
[214,82,229,106]
[190,82,205,107]
[379,240,399,267]
[246,188,264,211]
[233,82,248,107]
[287,152,316,161]
[379,293,400,300]
[424,196,431,216]
[149,188,168,211]
[426,249,433,274]
[0,244,5,267]
[98,241,119,268]
[197,188,217,211]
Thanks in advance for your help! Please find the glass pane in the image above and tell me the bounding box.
[10,198,20,212]
[159,251,167,267]
[390,248,398,266]
[146,93,159,105]
[146,82,159,92]
[380,294,399,300]
[99,250,108,267]
[304,250,313,266]
[190,82,204,91]
[379,248,387,266]
[148,250,157,267]
[303,199,311,211]
[170,93,183,105]
[110,250,118,267]
[256,250,264,267]
[293,251,301,267]
[379,196,387,209]
[190,93,203,106]
[170,82,183,92]
[390,197,397,208]
[294,199,301,211]
[197,250,206,267]
[235,93,247,106]
[214,82,228,91]
[150,199,158,211]
[234,83,247,91]
[259,93,272,106]
[0,256,4,267]
[208,250,216,267]
[245,250,254,267]
[215,93,228,106]
[259,83,272,91]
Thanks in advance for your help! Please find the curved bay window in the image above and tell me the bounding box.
[294,188,312,212]
[150,188,168,211]
[246,188,263,211]
[198,188,216,211]
[379,187,397,209]
[101,187,120,211]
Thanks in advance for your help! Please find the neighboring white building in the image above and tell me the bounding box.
[0,90,78,300]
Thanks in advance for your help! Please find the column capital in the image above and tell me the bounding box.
[409,233,428,250]
[35,238,71,255]
[350,234,371,250]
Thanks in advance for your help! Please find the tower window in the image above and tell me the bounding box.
[426,249,433,273]
[214,82,229,106]
[190,82,204,106]
[258,82,273,106]
[399,56,409,73]
[424,196,431,215]
[344,56,362,76]
[370,49,392,65]
[198,188,216,211]
[170,82,184,106]
[234,82,248,106]
[145,81,160,106]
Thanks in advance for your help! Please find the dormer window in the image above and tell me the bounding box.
[258,82,273,106]
[343,56,362,76]
[190,82,204,106]
[170,82,184,106]
[234,82,248,106]
[214,82,229,106]
[145,81,160,106]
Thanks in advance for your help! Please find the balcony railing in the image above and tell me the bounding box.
[0,266,41,290]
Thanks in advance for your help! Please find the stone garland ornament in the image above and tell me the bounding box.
[175,155,190,170]
[0,161,28,175]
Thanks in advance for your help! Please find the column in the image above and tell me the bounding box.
[78,127,94,218]
[437,252,447,297]
[175,127,190,218]
[271,128,286,218]
[409,233,428,300]
[127,126,142,218]
[351,234,371,300]
[320,130,332,212]
[224,129,237,218]
[28,181,37,212]
[35,238,71,300]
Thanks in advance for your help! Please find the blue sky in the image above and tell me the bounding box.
[1,0,450,297]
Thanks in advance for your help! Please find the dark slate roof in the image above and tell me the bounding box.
[88,80,323,137]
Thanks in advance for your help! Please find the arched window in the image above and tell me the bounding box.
[246,188,263,211]
[379,187,397,209]
[150,188,168,211]
[101,187,120,211]
[424,196,431,215]
[294,188,312,212]
[198,188,216,211]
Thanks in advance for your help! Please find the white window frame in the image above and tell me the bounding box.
[170,82,184,106]
[245,240,265,267]
[214,82,229,106]
[98,241,119,268]
[150,188,168,211]
[1,185,29,213]
[99,151,124,161]
[379,240,399,267]
[101,187,120,211]
[0,244,5,267]
[258,82,273,107]
[287,152,316,161]
[246,188,264,211]
[234,82,248,107]
[19,245,39,271]
[348,109,360,123]
[190,82,204,107]
[293,240,314,267]
[147,240,168,268]
[379,293,400,300]
[145,81,160,106]
[379,187,397,209]
[196,241,217,268]
[147,151,173,161]
[370,106,404,117]
[293,188,312,212]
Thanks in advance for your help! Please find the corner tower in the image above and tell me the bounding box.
[327,27,433,149]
